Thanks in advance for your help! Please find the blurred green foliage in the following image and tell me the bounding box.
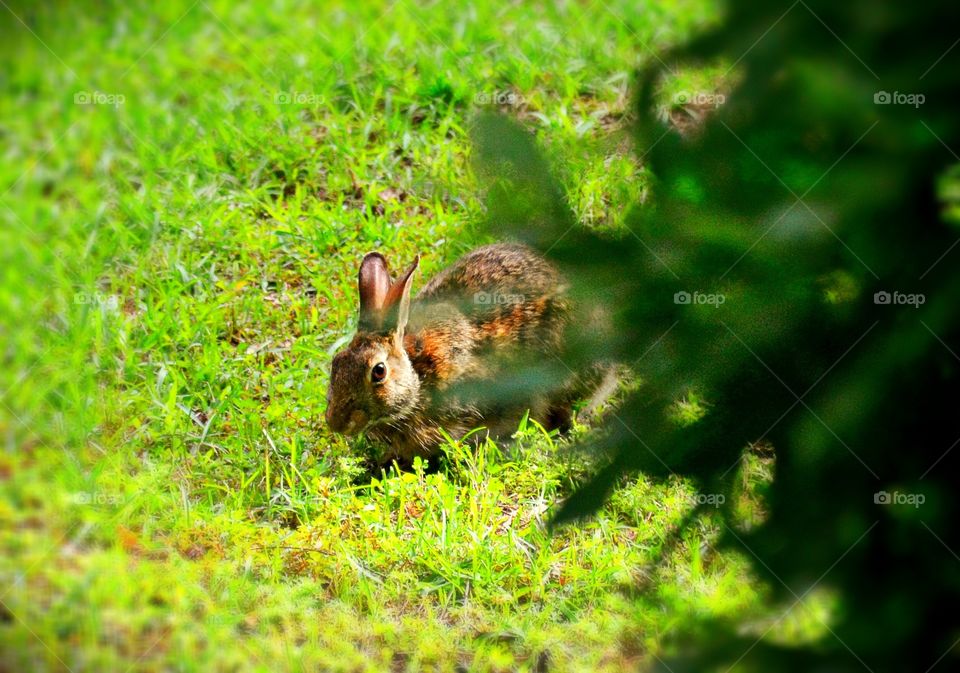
[475,0,960,669]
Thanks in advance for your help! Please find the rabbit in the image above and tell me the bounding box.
[325,243,602,463]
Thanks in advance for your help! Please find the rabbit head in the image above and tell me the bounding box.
[325,252,421,436]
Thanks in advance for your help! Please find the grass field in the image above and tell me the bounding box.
[0,0,821,670]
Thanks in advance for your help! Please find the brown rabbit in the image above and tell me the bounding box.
[325,243,596,463]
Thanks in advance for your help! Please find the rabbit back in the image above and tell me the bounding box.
[412,243,568,351]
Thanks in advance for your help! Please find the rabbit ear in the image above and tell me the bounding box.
[358,252,391,330]
[383,255,419,340]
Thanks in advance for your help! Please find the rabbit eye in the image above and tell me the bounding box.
[371,362,387,383]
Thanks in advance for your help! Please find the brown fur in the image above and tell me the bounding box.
[325,243,597,463]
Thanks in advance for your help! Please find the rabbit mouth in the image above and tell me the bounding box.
[341,413,389,437]
[363,407,416,435]
[340,409,370,436]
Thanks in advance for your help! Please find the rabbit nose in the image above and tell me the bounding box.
[325,404,343,432]
[325,404,367,435]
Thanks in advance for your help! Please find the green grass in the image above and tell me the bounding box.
[0,0,824,670]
